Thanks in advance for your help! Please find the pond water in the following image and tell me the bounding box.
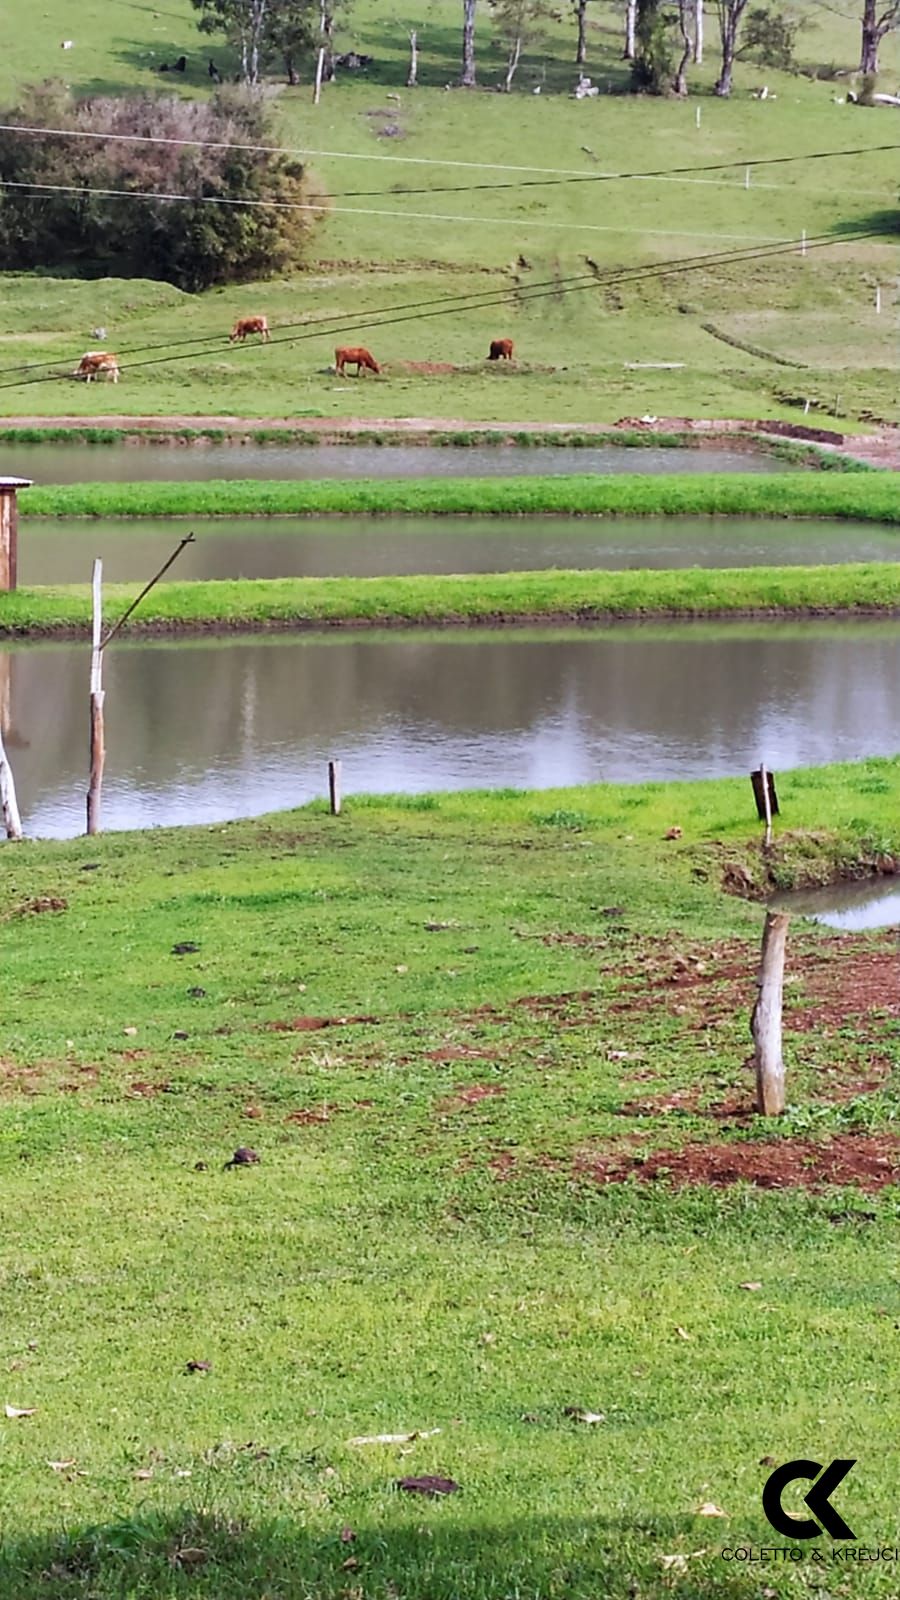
[1,440,790,486]
[19,515,895,585]
[4,619,900,838]
[773,878,900,931]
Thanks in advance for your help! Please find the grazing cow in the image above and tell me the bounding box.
[229,316,271,343]
[335,346,380,376]
[488,338,514,361]
[208,58,222,82]
[173,54,187,71]
[76,351,120,383]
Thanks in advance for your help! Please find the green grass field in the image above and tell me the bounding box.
[0,0,897,425]
[1,766,900,1598]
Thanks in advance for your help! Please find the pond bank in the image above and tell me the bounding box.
[19,471,891,521]
[4,564,900,639]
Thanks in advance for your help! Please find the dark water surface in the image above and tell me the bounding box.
[4,620,900,838]
[773,878,900,931]
[2,440,790,486]
[19,515,895,585]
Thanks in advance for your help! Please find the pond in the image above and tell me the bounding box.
[1,440,790,486]
[773,878,900,931]
[4,619,900,838]
[18,515,895,585]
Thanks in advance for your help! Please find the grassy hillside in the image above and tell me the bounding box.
[0,5,896,420]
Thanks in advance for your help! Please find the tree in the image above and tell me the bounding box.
[713,0,752,93]
[859,0,900,73]
[0,83,327,290]
[266,0,318,82]
[491,0,551,87]
[461,0,478,84]
[624,0,637,58]
[737,4,801,70]
[631,0,673,89]
[673,0,695,91]
[574,0,589,64]
[192,0,270,85]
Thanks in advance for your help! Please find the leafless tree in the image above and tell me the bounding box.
[713,0,751,93]
[859,0,900,72]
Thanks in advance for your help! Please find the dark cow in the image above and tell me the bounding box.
[488,338,514,361]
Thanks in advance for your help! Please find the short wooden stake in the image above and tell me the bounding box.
[0,719,22,840]
[328,759,342,815]
[744,165,751,189]
[752,910,789,1115]
[761,760,772,847]
[875,285,882,315]
[87,558,105,836]
[695,104,701,128]
[313,45,325,103]
[750,766,779,837]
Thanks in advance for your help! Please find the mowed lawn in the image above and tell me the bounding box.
[0,0,896,423]
[1,769,900,1597]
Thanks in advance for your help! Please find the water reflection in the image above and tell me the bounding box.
[19,515,899,586]
[773,878,900,931]
[1,440,789,485]
[3,620,900,838]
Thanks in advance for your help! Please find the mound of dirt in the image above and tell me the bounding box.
[577,1134,899,1192]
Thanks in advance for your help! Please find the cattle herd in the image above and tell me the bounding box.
[73,323,515,383]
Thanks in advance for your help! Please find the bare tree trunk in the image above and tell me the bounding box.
[313,46,325,100]
[0,722,22,840]
[674,0,692,92]
[576,0,588,64]
[407,28,418,85]
[693,0,703,61]
[714,0,749,95]
[461,0,477,84]
[86,559,105,838]
[624,0,637,58]
[751,911,789,1116]
[858,0,893,73]
[504,31,523,87]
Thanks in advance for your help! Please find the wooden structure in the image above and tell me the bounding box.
[751,910,789,1115]
[0,478,32,592]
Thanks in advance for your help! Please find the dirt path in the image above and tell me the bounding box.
[2,413,897,465]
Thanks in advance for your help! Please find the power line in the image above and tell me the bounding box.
[0,227,881,395]
[0,176,789,244]
[2,120,898,191]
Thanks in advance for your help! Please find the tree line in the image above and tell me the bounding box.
[193,0,900,96]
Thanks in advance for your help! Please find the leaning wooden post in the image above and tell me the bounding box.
[760,760,772,847]
[87,558,105,836]
[0,477,32,592]
[328,759,342,816]
[0,718,22,840]
[751,910,789,1115]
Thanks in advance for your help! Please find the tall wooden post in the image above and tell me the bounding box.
[87,558,105,835]
[0,478,32,592]
[751,911,789,1116]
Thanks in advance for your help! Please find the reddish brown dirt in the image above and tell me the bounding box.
[424,1045,502,1062]
[789,948,900,1029]
[267,1013,380,1032]
[437,1083,507,1112]
[577,1134,900,1192]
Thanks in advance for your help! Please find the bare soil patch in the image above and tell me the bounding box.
[437,1083,507,1113]
[267,1013,380,1032]
[577,1133,900,1192]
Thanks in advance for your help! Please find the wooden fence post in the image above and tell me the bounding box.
[0,478,32,593]
[86,558,105,836]
[329,759,342,816]
[751,910,789,1115]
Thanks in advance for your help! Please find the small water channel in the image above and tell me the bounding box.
[1,440,790,485]
[19,515,896,585]
[4,620,900,838]
[773,879,900,931]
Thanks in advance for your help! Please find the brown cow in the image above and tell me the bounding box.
[229,316,270,343]
[488,338,514,361]
[76,351,120,383]
[335,346,380,376]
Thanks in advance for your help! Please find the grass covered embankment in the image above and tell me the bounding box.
[5,562,900,637]
[1,765,900,1598]
[23,470,889,521]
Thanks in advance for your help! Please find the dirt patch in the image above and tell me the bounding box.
[437,1083,507,1113]
[3,896,68,919]
[127,1079,171,1098]
[395,361,459,376]
[267,1014,380,1032]
[424,1045,502,1062]
[577,1133,900,1192]
[789,947,900,1029]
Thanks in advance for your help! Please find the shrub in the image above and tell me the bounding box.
[0,82,328,290]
